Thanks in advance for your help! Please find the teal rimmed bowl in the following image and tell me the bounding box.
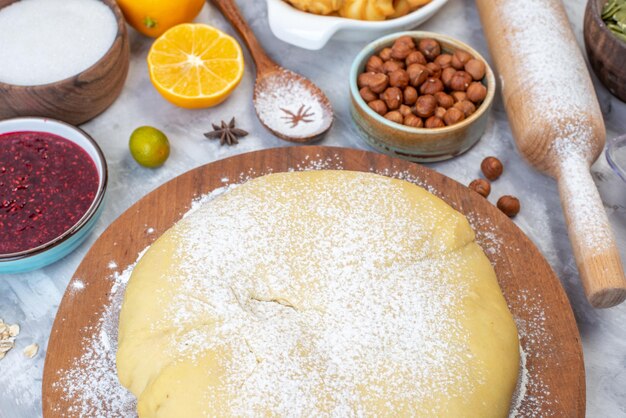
[350,31,495,162]
[0,117,107,274]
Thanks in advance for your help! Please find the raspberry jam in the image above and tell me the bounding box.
[0,131,99,255]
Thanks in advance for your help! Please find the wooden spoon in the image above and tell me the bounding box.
[210,0,334,143]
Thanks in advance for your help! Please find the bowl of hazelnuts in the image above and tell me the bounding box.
[350,31,495,162]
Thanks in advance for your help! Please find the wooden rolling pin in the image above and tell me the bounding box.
[476,0,626,308]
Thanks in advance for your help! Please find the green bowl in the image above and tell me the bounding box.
[350,31,496,162]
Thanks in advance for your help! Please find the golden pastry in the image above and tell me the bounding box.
[339,0,395,20]
[284,0,432,20]
[284,0,342,15]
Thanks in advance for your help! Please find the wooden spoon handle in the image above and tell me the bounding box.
[558,159,626,308]
[210,0,278,75]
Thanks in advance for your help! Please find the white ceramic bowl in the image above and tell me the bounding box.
[266,0,448,50]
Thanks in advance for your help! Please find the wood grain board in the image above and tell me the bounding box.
[42,146,584,417]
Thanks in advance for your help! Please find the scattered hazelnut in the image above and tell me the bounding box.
[426,62,442,79]
[391,41,414,60]
[379,47,393,61]
[418,38,441,61]
[407,64,429,87]
[443,107,465,125]
[466,82,487,103]
[451,49,473,70]
[368,99,388,116]
[383,60,404,74]
[481,156,504,180]
[399,104,413,117]
[465,59,486,81]
[357,72,389,93]
[403,86,418,105]
[424,116,445,128]
[389,69,409,89]
[451,91,467,102]
[435,106,447,119]
[441,67,456,88]
[394,35,416,49]
[359,87,378,102]
[366,55,384,73]
[404,114,423,128]
[381,86,403,110]
[449,71,472,91]
[414,94,438,118]
[419,78,444,95]
[406,51,427,66]
[454,100,476,117]
[384,110,404,124]
[497,195,520,217]
[434,53,453,69]
[434,91,454,109]
[469,179,491,197]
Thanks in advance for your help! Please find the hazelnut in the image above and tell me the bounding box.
[379,47,393,61]
[368,99,388,115]
[357,72,389,93]
[366,55,384,73]
[418,38,441,61]
[414,94,438,118]
[465,59,486,81]
[406,51,427,66]
[394,35,416,49]
[381,87,403,110]
[454,100,476,117]
[441,67,456,88]
[497,195,520,217]
[426,62,442,79]
[451,91,467,102]
[449,71,472,91]
[434,106,447,119]
[383,60,404,74]
[466,82,487,103]
[434,92,454,109]
[425,116,445,128]
[434,53,453,68]
[404,114,423,128]
[469,179,491,197]
[388,69,409,89]
[451,49,473,70]
[399,104,413,117]
[403,86,418,105]
[391,40,414,60]
[443,107,465,126]
[481,156,504,180]
[407,64,428,87]
[359,87,378,102]
[384,110,404,124]
[419,78,444,95]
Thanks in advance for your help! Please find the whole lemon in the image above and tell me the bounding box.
[116,0,205,37]
[129,126,170,168]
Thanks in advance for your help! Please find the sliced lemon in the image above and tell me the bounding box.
[148,24,244,108]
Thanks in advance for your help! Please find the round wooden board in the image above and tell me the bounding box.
[42,146,584,417]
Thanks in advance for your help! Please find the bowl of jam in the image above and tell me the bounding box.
[0,117,107,274]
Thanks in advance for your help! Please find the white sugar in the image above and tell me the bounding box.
[0,0,117,86]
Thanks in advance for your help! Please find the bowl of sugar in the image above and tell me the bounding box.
[0,0,130,125]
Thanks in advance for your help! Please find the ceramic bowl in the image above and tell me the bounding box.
[606,133,626,182]
[584,0,626,102]
[266,0,448,50]
[0,0,130,125]
[0,117,107,274]
[350,31,495,162]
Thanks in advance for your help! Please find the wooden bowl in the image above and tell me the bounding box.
[350,31,495,163]
[584,0,626,102]
[0,0,130,125]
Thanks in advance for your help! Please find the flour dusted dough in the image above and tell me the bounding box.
[117,171,519,417]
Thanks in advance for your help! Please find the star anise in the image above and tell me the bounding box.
[280,104,315,128]
[204,118,248,146]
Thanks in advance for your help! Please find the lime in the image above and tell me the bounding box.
[129,126,170,168]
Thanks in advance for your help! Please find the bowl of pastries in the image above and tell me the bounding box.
[266,0,449,50]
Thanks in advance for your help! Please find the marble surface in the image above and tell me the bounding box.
[1,0,626,416]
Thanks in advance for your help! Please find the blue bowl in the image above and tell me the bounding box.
[0,117,107,274]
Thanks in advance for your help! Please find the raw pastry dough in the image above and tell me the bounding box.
[284,0,342,15]
[339,0,395,20]
[284,0,431,20]
[117,171,520,417]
